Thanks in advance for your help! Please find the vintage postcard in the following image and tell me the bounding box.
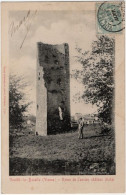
[1,1,125,193]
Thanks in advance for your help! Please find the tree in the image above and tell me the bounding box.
[72,35,114,126]
[9,74,31,129]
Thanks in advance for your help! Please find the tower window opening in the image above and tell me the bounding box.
[57,78,61,85]
[54,60,59,65]
[53,54,56,58]
[45,55,49,63]
[58,106,63,120]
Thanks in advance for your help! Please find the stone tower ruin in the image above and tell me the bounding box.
[36,43,70,136]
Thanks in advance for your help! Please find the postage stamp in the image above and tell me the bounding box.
[97,2,125,33]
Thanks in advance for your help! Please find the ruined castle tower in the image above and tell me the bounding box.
[36,43,70,136]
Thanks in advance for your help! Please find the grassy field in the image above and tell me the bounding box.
[9,124,115,175]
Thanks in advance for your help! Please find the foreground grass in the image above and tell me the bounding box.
[9,124,115,175]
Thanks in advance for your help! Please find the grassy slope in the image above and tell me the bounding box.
[9,124,115,175]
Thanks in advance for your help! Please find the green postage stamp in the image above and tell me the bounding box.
[97,2,125,34]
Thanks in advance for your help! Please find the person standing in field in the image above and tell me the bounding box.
[78,117,84,139]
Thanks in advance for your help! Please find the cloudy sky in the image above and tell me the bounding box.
[9,10,98,116]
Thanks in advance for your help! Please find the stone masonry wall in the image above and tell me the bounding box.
[36,42,70,135]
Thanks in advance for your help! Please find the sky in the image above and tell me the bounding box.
[9,10,98,116]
